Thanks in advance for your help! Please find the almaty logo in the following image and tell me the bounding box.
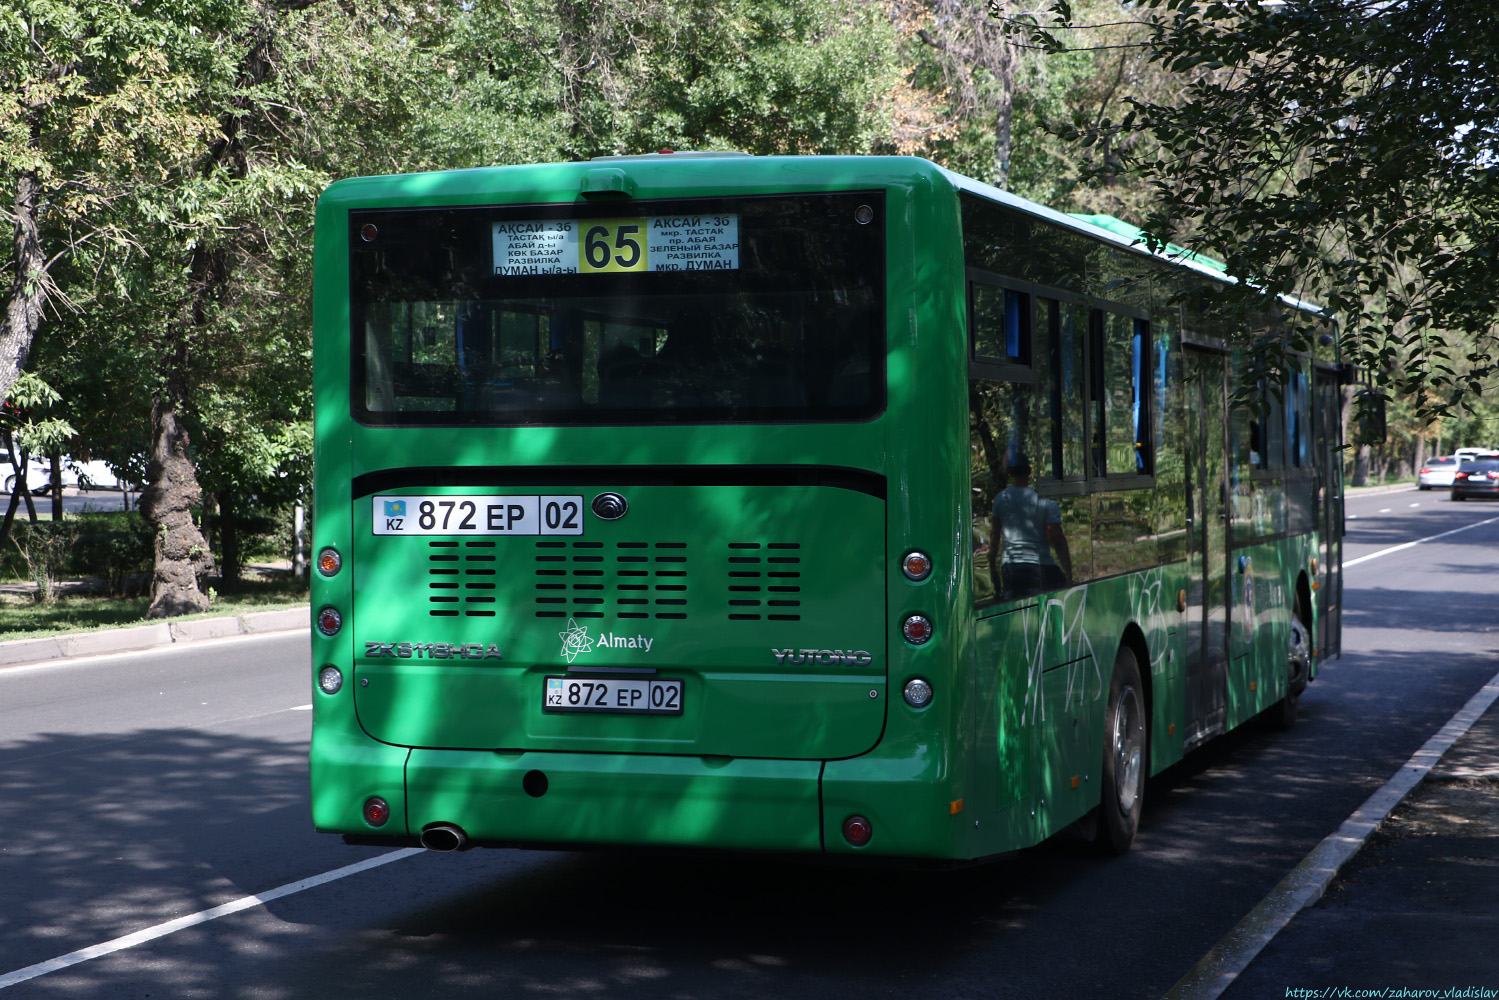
[559,618,594,663]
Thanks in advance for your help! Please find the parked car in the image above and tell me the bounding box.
[1451,459,1499,501]
[1417,456,1460,490]
[3,455,124,494]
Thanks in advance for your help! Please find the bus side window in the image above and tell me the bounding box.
[1094,311,1152,477]
[972,283,1029,365]
[970,378,1049,606]
[1056,301,1087,480]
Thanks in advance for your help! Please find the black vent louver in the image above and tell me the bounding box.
[726,542,802,621]
[532,541,689,620]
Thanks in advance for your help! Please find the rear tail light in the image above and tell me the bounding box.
[902,614,934,645]
[842,815,873,846]
[317,547,342,576]
[901,551,933,581]
[316,606,343,636]
[363,797,390,826]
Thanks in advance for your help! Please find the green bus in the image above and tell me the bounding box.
[309,154,1345,860]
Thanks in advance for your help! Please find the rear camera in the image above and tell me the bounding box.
[854,204,874,225]
[591,492,628,520]
[360,224,378,242]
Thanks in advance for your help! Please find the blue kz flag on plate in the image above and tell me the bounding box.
[383,500,406,518]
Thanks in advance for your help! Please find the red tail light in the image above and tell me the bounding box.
[842,815,873,846]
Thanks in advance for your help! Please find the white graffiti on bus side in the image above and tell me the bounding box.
[1019,585,1098,727]
[1017,566,1172,729]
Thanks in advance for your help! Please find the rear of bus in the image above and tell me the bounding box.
[309,155,976,859]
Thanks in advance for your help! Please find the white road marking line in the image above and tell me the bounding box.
[1378,507,1392,512]
[1162,670,1499,1000]
[291,704,312,711]
[1344,513,1499,568]
[1409,503,1421,508]
[0,849,425,990]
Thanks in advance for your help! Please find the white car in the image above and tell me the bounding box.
[3,455,124,494]
[1417,456,1460,490]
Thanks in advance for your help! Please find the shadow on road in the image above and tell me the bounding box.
[2,571,1495,998]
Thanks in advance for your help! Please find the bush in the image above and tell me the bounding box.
[5,520,79,602]
[70,511,154,596]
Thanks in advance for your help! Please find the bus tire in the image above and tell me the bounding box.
[1095,646,1146,855]
[1270,595,1311,731]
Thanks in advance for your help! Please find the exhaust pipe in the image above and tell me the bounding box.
[420,823,469,852]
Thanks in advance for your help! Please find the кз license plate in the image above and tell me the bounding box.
[544,676,683,714]
[373,495,584,536]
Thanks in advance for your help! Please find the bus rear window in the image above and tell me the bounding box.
[350,193,885,425]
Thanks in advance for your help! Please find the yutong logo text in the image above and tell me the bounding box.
[772,648,873,666]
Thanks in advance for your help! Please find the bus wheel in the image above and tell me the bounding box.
[1096,646,1146,855]
[1270,597,1311,731]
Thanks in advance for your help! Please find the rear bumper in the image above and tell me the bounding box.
[313,730,965,858]
[406,749,823,852]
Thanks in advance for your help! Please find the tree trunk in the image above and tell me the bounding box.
[138,399,214,617]
[0,429,38,544]
[49,452,62,521]
[219,487,241,590]
[0,170,46,404]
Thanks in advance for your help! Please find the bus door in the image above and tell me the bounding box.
[1183,347,1230,747]
[1314,369,1344,657]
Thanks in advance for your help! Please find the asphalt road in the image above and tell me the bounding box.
[1,488,134,517]
[1,485,1496,999]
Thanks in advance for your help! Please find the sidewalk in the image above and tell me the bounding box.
[1220,692,1499,996]
[0,604,309,667]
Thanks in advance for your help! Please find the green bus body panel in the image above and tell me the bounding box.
[350,484,886,757]
[310,154,1336,860]
[406,750,822,851]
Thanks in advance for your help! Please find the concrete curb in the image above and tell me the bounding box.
[0,605,308,668]
[1345,482,1417,496]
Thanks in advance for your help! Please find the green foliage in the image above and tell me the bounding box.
[1,511,153,597]
[69,510,153,596]
[1017,0,1499,425]
[4,518,77,601]
[15,0,1493,619]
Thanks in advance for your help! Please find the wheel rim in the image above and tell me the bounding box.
[1112,685,1144,815]
[1287,616,1310,691]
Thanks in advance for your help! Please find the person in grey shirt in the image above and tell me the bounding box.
[989,456,1072,600]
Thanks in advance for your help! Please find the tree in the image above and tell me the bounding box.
[0,2,215,405]
[1010,0,1499,419]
